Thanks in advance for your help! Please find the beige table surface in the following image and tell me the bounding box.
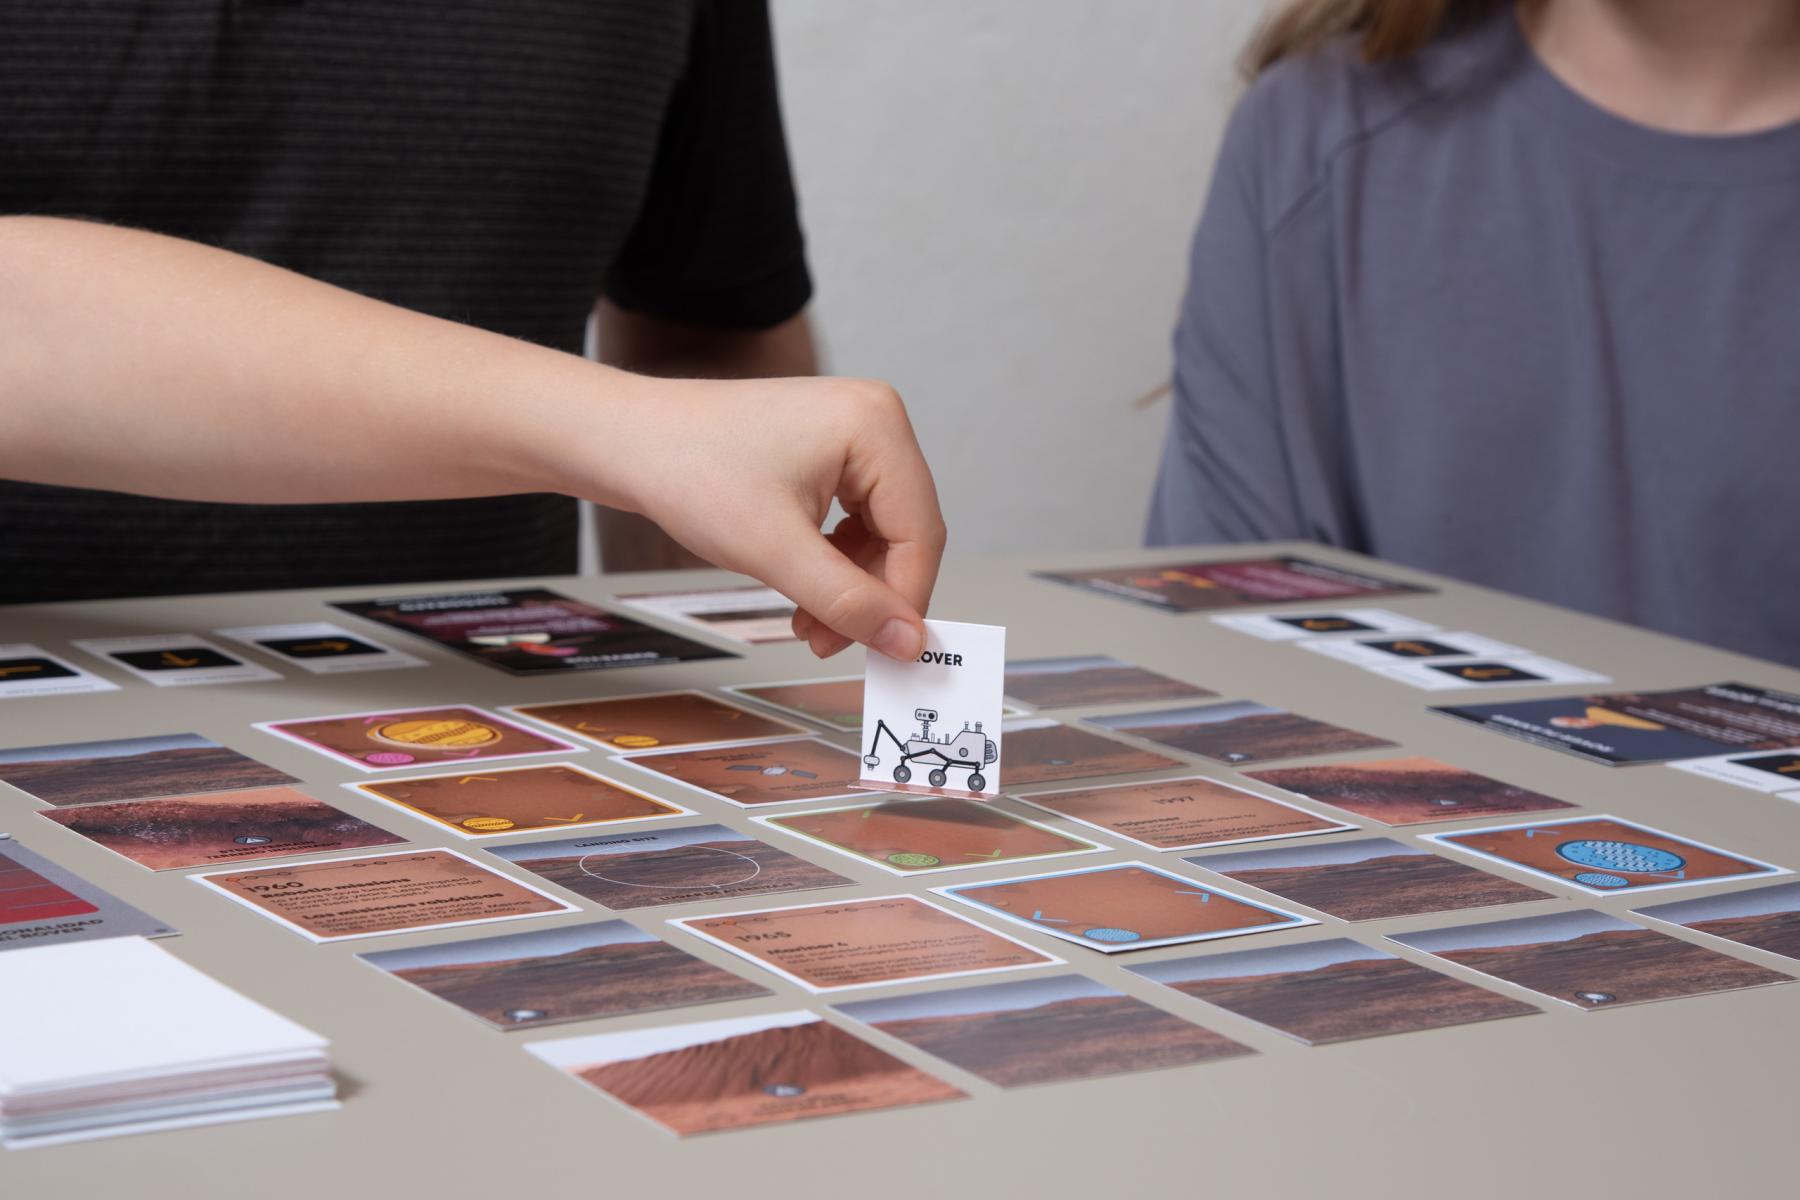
[1,542,1794,1199]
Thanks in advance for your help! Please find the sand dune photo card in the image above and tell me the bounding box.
[935,862,1313,954]
[0,733,297,807]
[1188,837,1551,922]
[359,920,769,1031]
[1013,777,1352,852]
[37,787,405,870]
[349,762,687,839]
[1128,938,1537,1045]
[618,737,865,807]
[1088,702,1395,766]
[487,823,851,911]
[671,895,1060,993]
[1633,882,1800,962]
[525,1010,965,1136]
[755,796,1101,876]
[834,973,1252,1088]
[1000,718,1183,786]
[1243,756,1574,826]
[723,677,866,732]
[1002,655,1214,710]
[1390,910,1791,1010]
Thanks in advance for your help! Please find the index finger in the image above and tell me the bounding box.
[841,400,947,618]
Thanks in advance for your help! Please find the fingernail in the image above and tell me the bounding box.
[873,618,922,661]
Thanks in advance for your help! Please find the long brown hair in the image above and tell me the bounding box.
[1243,0,1506,77]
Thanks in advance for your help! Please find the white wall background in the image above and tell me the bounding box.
[771,0,1269,559]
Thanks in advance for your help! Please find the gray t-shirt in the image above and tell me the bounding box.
[1147,10,1800,665]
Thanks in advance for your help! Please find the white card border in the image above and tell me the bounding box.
[214,622,426,674]
[1365,656,1611,691]
[1668,749,1800,795]
[253,704,581,773]
[1420,813,1792,897]
[931,859,1317,954]
[71,634,281,687]
[188,846,580,943]
[614,735,869,809]
[342,760,693,840]
[0,643,120,698]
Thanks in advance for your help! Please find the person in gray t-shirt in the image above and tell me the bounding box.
[1147,1,1800,665]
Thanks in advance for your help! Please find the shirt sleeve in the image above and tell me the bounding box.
[603,0,813,330]
[1145,84,1315,546]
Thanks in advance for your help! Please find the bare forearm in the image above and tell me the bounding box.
[0,217,628,506]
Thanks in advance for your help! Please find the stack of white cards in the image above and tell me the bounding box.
[0,937,336,1148]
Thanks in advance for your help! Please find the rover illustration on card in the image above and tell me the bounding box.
[864,707,999,792]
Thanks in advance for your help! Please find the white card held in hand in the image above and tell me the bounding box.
[860,620,1004,798]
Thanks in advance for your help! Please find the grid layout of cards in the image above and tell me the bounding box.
[5,580,1798,1147]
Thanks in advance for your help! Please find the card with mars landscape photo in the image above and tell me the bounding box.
[0,733,297,807]
[1633,882,1800,963]
[1087,702,1395,766]
[37,786,406,871]
[505,690,809,753]
[256,705,576,772]
[1242,756,1574,827]
[935,862,1313,954]
[1001,655,1214,710]
[1013,777,1352,852]
[1127,938,1537,1045]
[1389,910,1791,1010]
[755,796,1101,876]
[1000,718,1183,787]
[0,838,177,949]
[348,762,688,839]
[671,895,1060,993]
[1187,837,1552,922]
[486,823,851,911]
[525,1010,965,1136]
[1423,815,1789,897]
[618,737,865,808]
[834,974,1252,1089]
[358,920,770,1032]
[723,676,867,732]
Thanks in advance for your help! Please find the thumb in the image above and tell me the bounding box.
[765,526,926,662]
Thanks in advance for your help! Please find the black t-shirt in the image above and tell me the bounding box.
[0,0,811,602]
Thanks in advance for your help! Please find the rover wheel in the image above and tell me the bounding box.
[893,764,912,784]
[928,768,948,787]
[967,773,985,791]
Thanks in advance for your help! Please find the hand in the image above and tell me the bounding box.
[590,374,946,660]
